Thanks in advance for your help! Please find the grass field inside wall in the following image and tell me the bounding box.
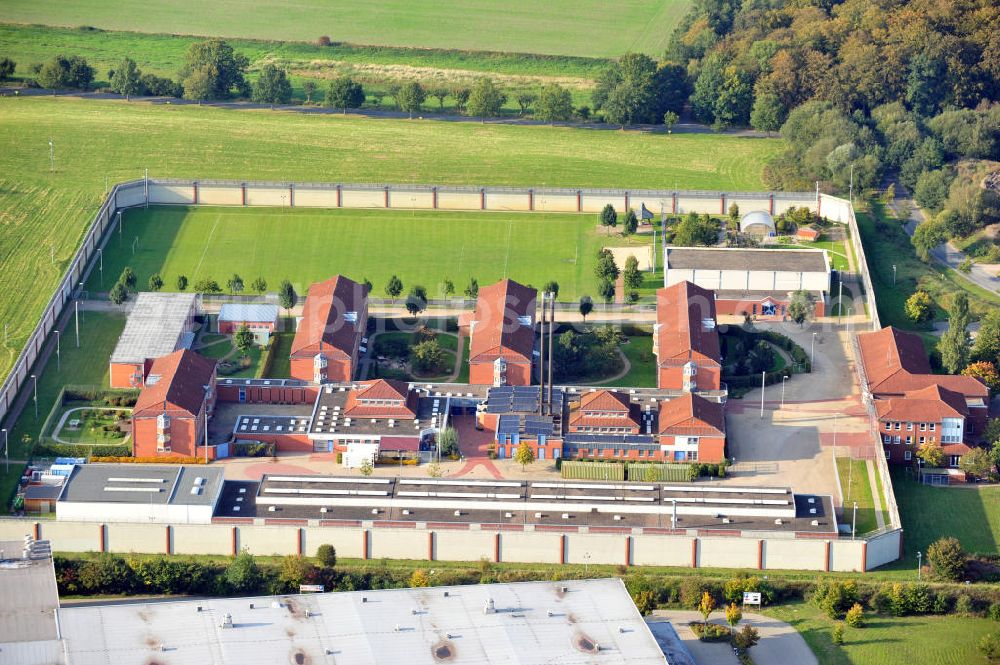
[0,96,780,387]
[0,0,691,57]
[85,206,654,302]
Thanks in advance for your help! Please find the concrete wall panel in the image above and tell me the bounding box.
[303,525,365,558]
[434,530,495,562]
[631,535,694,567]
[831,539,866,572]
[239,525,299,556]
[534,194,578,212]
[291,189,340,208]
[388,190,435,210]
[699,537,759,568]
[676,197,720,215]
[115,183,146,209]
[341,188,387,208]
[630,196,671,216]
[730,198,772,214]
[565,533,627,565]
[246,187,290,207]
[369,528,426,560]
[199,186,243,206]
[149,184,195,205]
[107,523,164,554]
[500,531,561,564]
[581,195,626,213]
[486,192,531,212]
[764,538,828,571]
[173,524,237,555]
[437,191,482,210]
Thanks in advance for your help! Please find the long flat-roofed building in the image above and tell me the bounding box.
[464,279,537,386]
[290,275,368,384]
[28,578,670,665]
[109,292,199,388]
[664,247,830,319]
[654,281,722,391]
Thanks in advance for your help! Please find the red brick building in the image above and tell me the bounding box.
[875,384,971,465]
[566,390,642,435]
[654,281,722,391]
[217,303,279,335]
[658,393,726,463]
[290,275,368,384]
[858,326,989,444]
[131,349,217,458]
[109,292,198,388]
[465,279,537,386]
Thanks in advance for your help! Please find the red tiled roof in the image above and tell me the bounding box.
[941,442,971,456]
[568,390,640,431]
[134,349,216,418]
[658,393,725,435]
[378,436,422,452]
[874,384,969,421]
[796,227,820,240]
[655,282,721,367]
[469,279,537,363]
[290,275,367,359]
[344,379,417,419]
[857,327,931,391]
[858,327,988,399]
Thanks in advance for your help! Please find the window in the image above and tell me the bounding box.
[884,422,892,431]
[930,423,936,431]
[904,450,912,461]
[920,423,926,431]
[906,422,913,431]
[883,435,892,445]
[906,436,912,445]
[885,449,891,459]
[893,436,901,444]
[967,423,974,435]
[949,455,961,468]
[686,451,698,461]
[894,422,901,430]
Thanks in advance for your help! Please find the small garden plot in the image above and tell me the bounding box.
[371,327,458,381]
[53,405,130,446]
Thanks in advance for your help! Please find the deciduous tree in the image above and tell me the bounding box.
[147,273,163,291]
[579,295,593,321]
[234,325,255,359]
[698,591,715,626]
[176,275,188,291]
[385,275,403,302]
[405,285,428,316]
[325,76,365,113]
[963,361,1000,393]
[252,64,292,106]
[180,40,248,99]
[278,279,297,313]
[514,440,535,470]
[536,84,573,123]
[397,81,426,118]
[905,290,934,323]
[110,57,142,100]
[227,273,244,296]
[466,78,506,119]
[927,536,966,582]
[251,277,267,293]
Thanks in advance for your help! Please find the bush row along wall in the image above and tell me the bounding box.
[0,517,895,572]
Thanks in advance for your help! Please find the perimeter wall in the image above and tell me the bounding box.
[0,516,895,572]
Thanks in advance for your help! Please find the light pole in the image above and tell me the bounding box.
[781,375,788,409]
[847,306,852,336]
[917,551,922,580]
[810,332,817,369]
[2,428,7,473]
[48,139,54,172]
[759,371,765,419]
[54,330,60,372]
[98,248,104,289]
[74,300,80,348]
[117,210,123,240]
[31,374,38,420]
[892,264,897,286]
[583,552,591,576]
[852,501,858,540]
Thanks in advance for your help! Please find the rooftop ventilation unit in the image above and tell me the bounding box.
[774,519,783,525]
[811,520,819,526]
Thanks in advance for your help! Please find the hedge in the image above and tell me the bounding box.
[90,455,208,464]
[35,443,132,458]
[232,441,276,457]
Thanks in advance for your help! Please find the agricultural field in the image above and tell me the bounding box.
[0,0,690,58]
[0,96,781,386]
[0,24,605,112]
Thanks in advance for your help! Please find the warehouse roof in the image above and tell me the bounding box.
[218,303,279,323]
[59,464,224,507]
[0,539,59,645]
[53,578,668,665]
[666,247,828,273]
[110,292,198,364]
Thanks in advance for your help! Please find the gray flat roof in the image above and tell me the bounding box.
[59,464,224,507]
[110,292,198,364]
[218,303,279,323]
[53,578,668,665]
[666,247,828,273]
[0,539,59,644]
[216,476,836,534]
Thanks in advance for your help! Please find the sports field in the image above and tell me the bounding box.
[84,206,652,302]
[0,0,690,57]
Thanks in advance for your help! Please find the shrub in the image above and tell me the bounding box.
[225,549,262,594]
[633,590,656,616]
[831,622,845,645]
[813,579,860,619]
[845,602,865,628]
[732,624,760,652]
[990,603,1000,622]
[927,537,967,581]
[980,633,1000,661]
[956,594,976,616]
[679,576,705,609]
[317,35,331,46]
[690,621,729,642]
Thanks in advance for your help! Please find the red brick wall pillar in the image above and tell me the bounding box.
[480,188,486,210]
[432,187,438,209]
[336,185,342,208]
[289,184,295,208]
[384,186,390,208]
[193,182,199,204]
[428,532,435,561]
[757,540,764,569]
[99,524,106,553]
[691,539,698,568]
[34,522,41,540]
[769,193,775,215]
[494,533,501,563]
[824,541,832,572]
[559,534,567,564]
[297,528,304,556]
[720,194,726,215]
[363,529,370,560]
[624,191,630,211]
[241,183,247,206]
[861,541,868,573]
[528,189,534,211]
[672,193,677,213]
[577,190,582,212]
[625,536,632,566]
[165,525,172,555]
[231,526,238,556]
